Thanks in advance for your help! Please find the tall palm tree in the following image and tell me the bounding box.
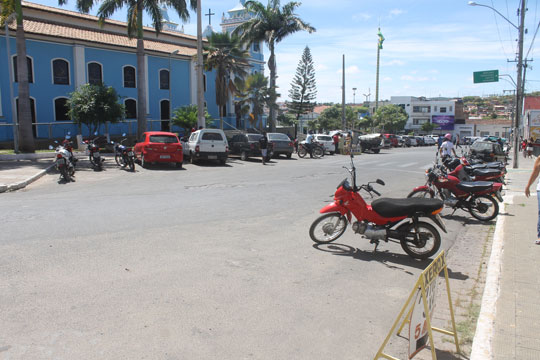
[73,0,197,139]
[203,32,249,129]
[233,78,251,130]
[1,0,35,152]
[245,73,270,131]
[234,0,315,132]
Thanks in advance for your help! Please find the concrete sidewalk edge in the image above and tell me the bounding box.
[469,193,512,359]
[0,161,56,193]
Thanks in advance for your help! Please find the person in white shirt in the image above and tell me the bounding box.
[439,133,457,159]
[305,131,314,158]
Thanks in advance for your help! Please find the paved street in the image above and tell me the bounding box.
[0,146,491,359]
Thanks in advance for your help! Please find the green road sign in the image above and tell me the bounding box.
[473,70,499,84]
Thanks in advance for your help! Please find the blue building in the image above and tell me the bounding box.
[0,1,264,143]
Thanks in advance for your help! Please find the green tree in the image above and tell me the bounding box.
[1,0,35,152]
[232,78,251,130]
[421,122,437,133]
[204,31,250,129]
[245,73,271,130]
[372,104,408,132]
[172,104,211,134]
[490,112,498,119]
[234,0,315,132]
[79,0,197,140]
[67,83,124,135]
[287,46,316,121]
[277,110,296,126]
[317,104,357,131]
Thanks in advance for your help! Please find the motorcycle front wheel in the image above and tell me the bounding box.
[59,167,70,182]
[309,213,348,244]
[115,153,124,166]
[298,147,307,158]
[312,146,324,159]
[89,154,96,166]
[468,195,499,221]
[128,158,135,171]
[397,221,441,260]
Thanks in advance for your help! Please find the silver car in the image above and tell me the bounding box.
[267,133,294,158]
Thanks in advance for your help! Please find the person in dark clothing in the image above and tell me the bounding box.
[259,132,269,165]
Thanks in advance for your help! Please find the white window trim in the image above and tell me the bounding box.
[124,97,137,119]
[51,58,71,85]
[12,54,35,83]
[122,65,137,88]
[159,68,170,90]
[86,61,104,84]
[53,96,70,121]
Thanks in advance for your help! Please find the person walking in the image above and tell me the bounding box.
[332,133,340,154]
[259,132,269,165]
[525,155,540,244]
[305,130,315,158]
[439,133,457,159]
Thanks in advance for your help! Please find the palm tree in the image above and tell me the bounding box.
[234,0,315,132]
[73,0,197,139]
[1,0,35,152]
[203,32,250,129]
[232,78,251,130]
[245,73,270,131]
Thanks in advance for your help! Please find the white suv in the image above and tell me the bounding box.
[186,129,228,165]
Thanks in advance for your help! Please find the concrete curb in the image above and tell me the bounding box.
[469,193,512,359]
[0,161,56,193]
[0,151,88,161]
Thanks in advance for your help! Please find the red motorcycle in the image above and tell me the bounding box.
[443,157,505,184]
[408,163,503,222]
[309,155,447,260]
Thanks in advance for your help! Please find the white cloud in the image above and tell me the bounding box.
[353,13,372,21]
[389,9,404,17]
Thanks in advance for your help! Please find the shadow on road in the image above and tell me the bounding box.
[312,243,468,281]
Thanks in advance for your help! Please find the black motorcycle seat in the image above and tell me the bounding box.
[471,168,500,177]
[371,198,443,218]
[456,181,493,193]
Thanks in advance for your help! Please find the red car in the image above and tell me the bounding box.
[134,131,183,168]
[383,133,398,147]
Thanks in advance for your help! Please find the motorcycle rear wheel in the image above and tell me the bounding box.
[128,158,135,171]
[309,213,348,244]
[298,147,307,158]
[397,221,441,260]
[468,194,499,221]
[312,146,324,159]
[60,167,70,182]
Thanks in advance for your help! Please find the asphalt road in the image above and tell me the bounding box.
[0,146,477,359]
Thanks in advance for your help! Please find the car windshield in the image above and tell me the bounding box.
[201,132,224,141]
[247,134,263,141]
[149,135,178,143]
[268,133,290,141]
[471,142,494,151]
[316,136,332,141]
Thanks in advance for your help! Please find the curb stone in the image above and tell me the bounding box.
[0,161,56,193]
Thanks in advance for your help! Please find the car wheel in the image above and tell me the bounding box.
[190,152,197,164]
[240,151,248,161]
[329,152,335,155]
[176,162,183,169]
[286,153,292,159]
[220,158,227,165]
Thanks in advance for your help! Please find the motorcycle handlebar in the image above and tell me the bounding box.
[372,189,381,196]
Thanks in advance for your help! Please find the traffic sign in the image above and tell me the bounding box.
[473,70,499,84]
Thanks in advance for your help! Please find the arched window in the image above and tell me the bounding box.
[125,99,137,119]
[13,56,34,83]
[123,66,136,88]
[54,98,70,121]
[52,59,69,85]
[159,69,170,89]
[160,100,170,120]
[88,62,102,85]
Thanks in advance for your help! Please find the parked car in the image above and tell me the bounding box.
[423,136,436,146]
[227,133,273,161]
[469,140,507,163]
[415,136,425,146]
[358,133,384,153]
[402,135,417,147]
[382,133,398,147]
[134,131,183,168]
[185,128,228,165]
[314,134,335,154]
[267,133,294,158]
[396,135,406,147]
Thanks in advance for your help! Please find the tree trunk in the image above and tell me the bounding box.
[268,43,276,132]
[15,13,35,153]
[136,4,147,139]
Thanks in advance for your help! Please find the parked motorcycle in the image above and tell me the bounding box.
[443,157,505,184]
[408,163,502,222]
[309,154,446,260]
[61,134,78,167]
[50,141,75,182]
[112,135,135,171]
[298,142,324,159]
[84,138,104,170]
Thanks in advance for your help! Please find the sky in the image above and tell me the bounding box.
[30,0,540,104]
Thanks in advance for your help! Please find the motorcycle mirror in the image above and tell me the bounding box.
[48,145,53,150]
[376,179,385,186]
[65,135,71,140]
[122,133,126,136]
[67,131,71,135]
[94,131,98,136]
[110,141,115,144]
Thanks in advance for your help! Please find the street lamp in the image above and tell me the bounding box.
[5,13,18,153]
[469,0,525,169]
[168,49,179,131]
[352,87,357,105]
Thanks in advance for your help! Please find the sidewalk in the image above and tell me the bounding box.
[0,157,55,192]
[472,153,540,359]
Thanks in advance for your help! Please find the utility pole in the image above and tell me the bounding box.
[375,28,383,112]
[342,54,346,130]
[513,0,526,169]
[352,87,357,105]
[196,0,205,128]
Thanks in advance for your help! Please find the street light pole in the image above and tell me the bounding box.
[196,0,205,128]
[5,13,19,153]
[168,49,179,131]
[352,87,357,105]
[469,0,525,169]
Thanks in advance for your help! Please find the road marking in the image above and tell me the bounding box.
[375,162,394,167]
[397,162,417,168]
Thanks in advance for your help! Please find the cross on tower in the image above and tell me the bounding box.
[205,8,215,26]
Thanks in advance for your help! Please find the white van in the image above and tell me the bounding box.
[186,129,228,165]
